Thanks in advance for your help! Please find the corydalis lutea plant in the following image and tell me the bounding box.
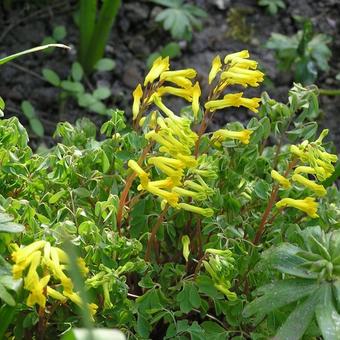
[125,51,264,221]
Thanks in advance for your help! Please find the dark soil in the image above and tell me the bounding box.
[1,0,340,150]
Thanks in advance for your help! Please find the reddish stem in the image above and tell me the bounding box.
[144,205,169,262]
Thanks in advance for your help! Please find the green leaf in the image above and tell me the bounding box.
[49,190,66,204]
[42,68,61,86]
[53,25,67,41]
[254,180,270,200]
[315,283,340,340]
[79,0,97,67]
[30,117,44,137]
[94,58,116,72]
[73,188,91,198]
[243,279,319,318]
[93,87,111,100]
[71,62,84,82]
[0,283,15,306]
[275,284,325,340]
[0,212,25,233]
[21,100,35,120]
[0,305,16,339]
[0,44,69,65]
[201,321,228,340]
[61,81,84,93]
[263,243,318,278]
[82,0,121,73]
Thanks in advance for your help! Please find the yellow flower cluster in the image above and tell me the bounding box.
[11,240,97,316]
[204,50,264,114]
[273,130,338,218]
[128,108,215,217]
[132,56,201,121]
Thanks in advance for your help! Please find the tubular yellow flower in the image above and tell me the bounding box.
[208,55,222,84]
[152,95,176,119]
[205,92,261,113]
[192,82,201,119]
[224,50,249,63]
[238,96,261,113]
[138,178,175,191]
[145,184,179,206]
[132,84,143,120]
[176,154,198,167]
[276,197,319,218]
[271,170,291,189]
[184,180,213,196]
[221,67,264,87]
[160,69,197,80]
[128,160,149,188]
[47,286,67,302]
[148,158,184,179]
[26,275,50,308]
[292,174,327,197]
[148,156,185,169]
[212,129,253,145]
[172,187,207,200]
[294,166,316,175]
[290,145,304,158]
[229,57,258,69]
[11,240,46,263]
[144,56,169,85]
[177,203,214,217]
[205,92,242,111]
[164,76,193,89]
[157,86,193,101]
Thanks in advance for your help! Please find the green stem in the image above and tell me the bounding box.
[318,88,340,96]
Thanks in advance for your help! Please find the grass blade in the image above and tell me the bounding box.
[84,0,121,73]
[79,0,97,66]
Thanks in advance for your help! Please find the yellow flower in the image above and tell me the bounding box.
[177,203,214,217]
[271,170,291,189]
[144,56,169,85]
[26,275,50,308]
[157,86,193,101]
[148,157,184,179]
[11,240,46,264]
[205,93,242,112]
[221,67,264,87]
[145,184,179,206]
[276,197,319,218]
[212,129,253,145]
[172,186,207,200]
[128,160,149,188]
[224,50,249,63]
[294,166,316,175]
[138,178,175,191]
[176,154,198,167]
[208,55,222,84]
[205,92,260,113]
[238,96,261,113]
[47,286,67,302]
[192,82,201,120]
[132,84,143,120]
[164,76,193,89]
[292,174,327,197]
[160,69,196,80]
[229,57,258,69]
[153,95,176,119]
